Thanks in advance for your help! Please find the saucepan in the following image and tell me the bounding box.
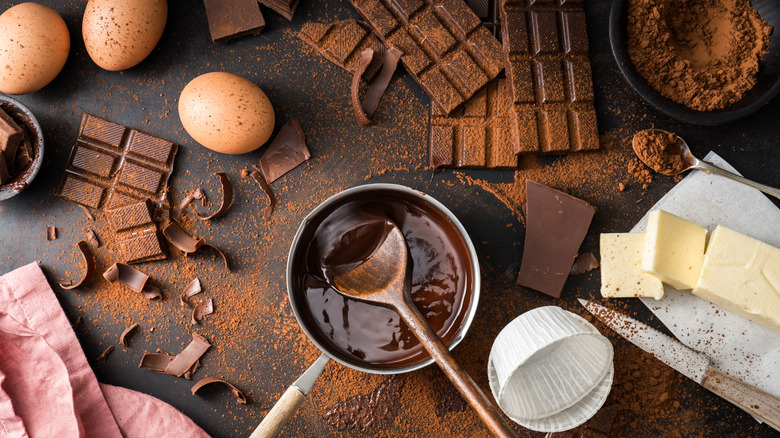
[248,183,482,437]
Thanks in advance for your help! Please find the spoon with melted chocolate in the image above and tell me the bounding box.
[332,224,517,438]
[633,129,780,200]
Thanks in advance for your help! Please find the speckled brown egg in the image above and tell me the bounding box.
[178,72,275,155]
[82,0,167,71]
[0,3,70,95]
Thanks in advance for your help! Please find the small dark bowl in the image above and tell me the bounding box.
[610,0,780,125]
[0,95,44,200]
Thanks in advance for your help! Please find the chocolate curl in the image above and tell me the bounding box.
[85,229,100,248]
[103,263,162,300]
[172,188,205,221]
[197,173,233,220]
[161,222,230,272]
[191,377,247,404]
[60,241,96,290]
[350,46,402,126]
[79,204,95,221]
[120,322,140,347]
[46,226,57,241]
[140,333,211,378]
[248,170,275,221]
[96,345,114,362]
[191,298,214,325]
[180,278,202,306]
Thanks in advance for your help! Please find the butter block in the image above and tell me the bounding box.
[641,210,706,290]
[600,233,664,300]
[693,225,780,332]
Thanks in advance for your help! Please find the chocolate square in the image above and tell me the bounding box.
[105,199,167,264]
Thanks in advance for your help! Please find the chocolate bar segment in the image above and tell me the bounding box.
[56,114,178,211]
[105,199,167,264]
[297,20,385,82]
[466,0,501,38]
[500,0,599,154]
[203,0,265,44]
[429,78,517,169]
[348,0,504,115]
[259,0,300,20]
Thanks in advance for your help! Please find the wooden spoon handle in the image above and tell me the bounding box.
[394,302,518,438]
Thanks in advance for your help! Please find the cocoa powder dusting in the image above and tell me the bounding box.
[628,0,772,111]
[324,375,404,431]
[632,130,686,176]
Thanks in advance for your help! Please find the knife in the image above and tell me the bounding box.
[578,299,780,432]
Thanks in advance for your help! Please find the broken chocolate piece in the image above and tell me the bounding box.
[46,225,57,241]
[351,46,403,126]
[203,0,265,44]
[196,173,233,220]
[517,180,595,298]
[429,78,517,170]
[191,377,247,404]
[172,188,204,221]
[259,120,310,184]
[56,114,178,211]
[248,170,275,221]
[96,345,114,362]
[297,19,385,81]
[60,241,96,290]
[348,0,504,115]
[120,322,140,347]
[467,0,501,38]
[161,222,230,271]
[85,229,100,248]
[191,298,214,325]
[259,0,299,20]
[105,199,167,264]
[0,107,23,176]
[499,1,599,154]
[103,263,162,299]
[544,405,618,438]
[569,252,600,276]
[180,278,202,306]
[0,153,10,185]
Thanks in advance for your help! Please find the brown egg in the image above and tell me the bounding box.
[82,0,167,71]
[0,3,70,95]
[179,72,275,155]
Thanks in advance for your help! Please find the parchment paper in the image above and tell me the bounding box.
[631,152,780,400]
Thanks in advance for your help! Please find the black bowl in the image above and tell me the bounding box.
[609,0,780,125]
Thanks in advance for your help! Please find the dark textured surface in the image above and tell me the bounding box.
[0,1,779,437]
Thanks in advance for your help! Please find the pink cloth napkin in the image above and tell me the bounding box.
[0,262,210,438]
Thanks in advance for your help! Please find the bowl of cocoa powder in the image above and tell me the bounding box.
[610,0,780,124]
[0,95,43,200]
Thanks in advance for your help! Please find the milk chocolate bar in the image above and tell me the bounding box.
[429,78,517,169]
[259,0,299,20]
[203,0,265,44]
[105,199,167,264]
[56,114,178,211]
[500,0,599,154]
[297,19,385,82]
[348,0,504,115]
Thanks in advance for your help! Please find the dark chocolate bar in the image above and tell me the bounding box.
[56,114,178,211]
[467,0,501,38]
[500,0,599,154]
[0,108,23,177]
[203,0,265,44]
[259,0,299,20]
[105,199,167,264]
[297,19,385,82]
[348,0,504,115]
[429,78,517,169]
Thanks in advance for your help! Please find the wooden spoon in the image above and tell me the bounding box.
[333,225,517,438]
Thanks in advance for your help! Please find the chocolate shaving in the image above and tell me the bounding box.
[351,46,402,126]
[191,377,247,404]
[161,222,230,271]
[569,252,600,276]
[46,225,57,241]
[191,298,214,325]
[140,333,210,378]
[60,241,95,290]
[96,345,114,362]
[180,278,202,306]
[79,205,95,221]
[248,170,275,221]
[120,322,140,347]
[197,173,233,220]
[172,188,204,221]
[85,229,100,248]
[140,353,174,372]
[183,359,201,380]
[103,263,162,299]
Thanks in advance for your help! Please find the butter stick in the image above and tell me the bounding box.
[693,225,780,332]
[600,233,664,300]
[641,210,706,290]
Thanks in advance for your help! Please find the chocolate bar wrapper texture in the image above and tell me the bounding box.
[500,0,599,154]
[348,0,504,115]
[56,114,178,211]
[297,19,386,82]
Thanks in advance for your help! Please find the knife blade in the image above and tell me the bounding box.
[578,299,780,432]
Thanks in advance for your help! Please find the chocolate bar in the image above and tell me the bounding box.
[517,180,595,298]
[429,78,517,169]
[203,0,265,44]
[500,0,599,154]
[467,0,500,38]
[105,199,167,264]
[297,19,385,82]
[56,114,178,211]
[348,0,504,115]
[259,0,299,20]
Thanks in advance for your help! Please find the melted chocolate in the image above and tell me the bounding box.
[291,190,474,369]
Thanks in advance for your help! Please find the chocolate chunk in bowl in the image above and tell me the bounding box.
[0,95,44,201]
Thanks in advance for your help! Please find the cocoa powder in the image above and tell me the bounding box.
[632,130,686,176]
[628,0,772,111]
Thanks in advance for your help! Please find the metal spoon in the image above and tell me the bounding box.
[332,225,518,438]
[633,129,780,200]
